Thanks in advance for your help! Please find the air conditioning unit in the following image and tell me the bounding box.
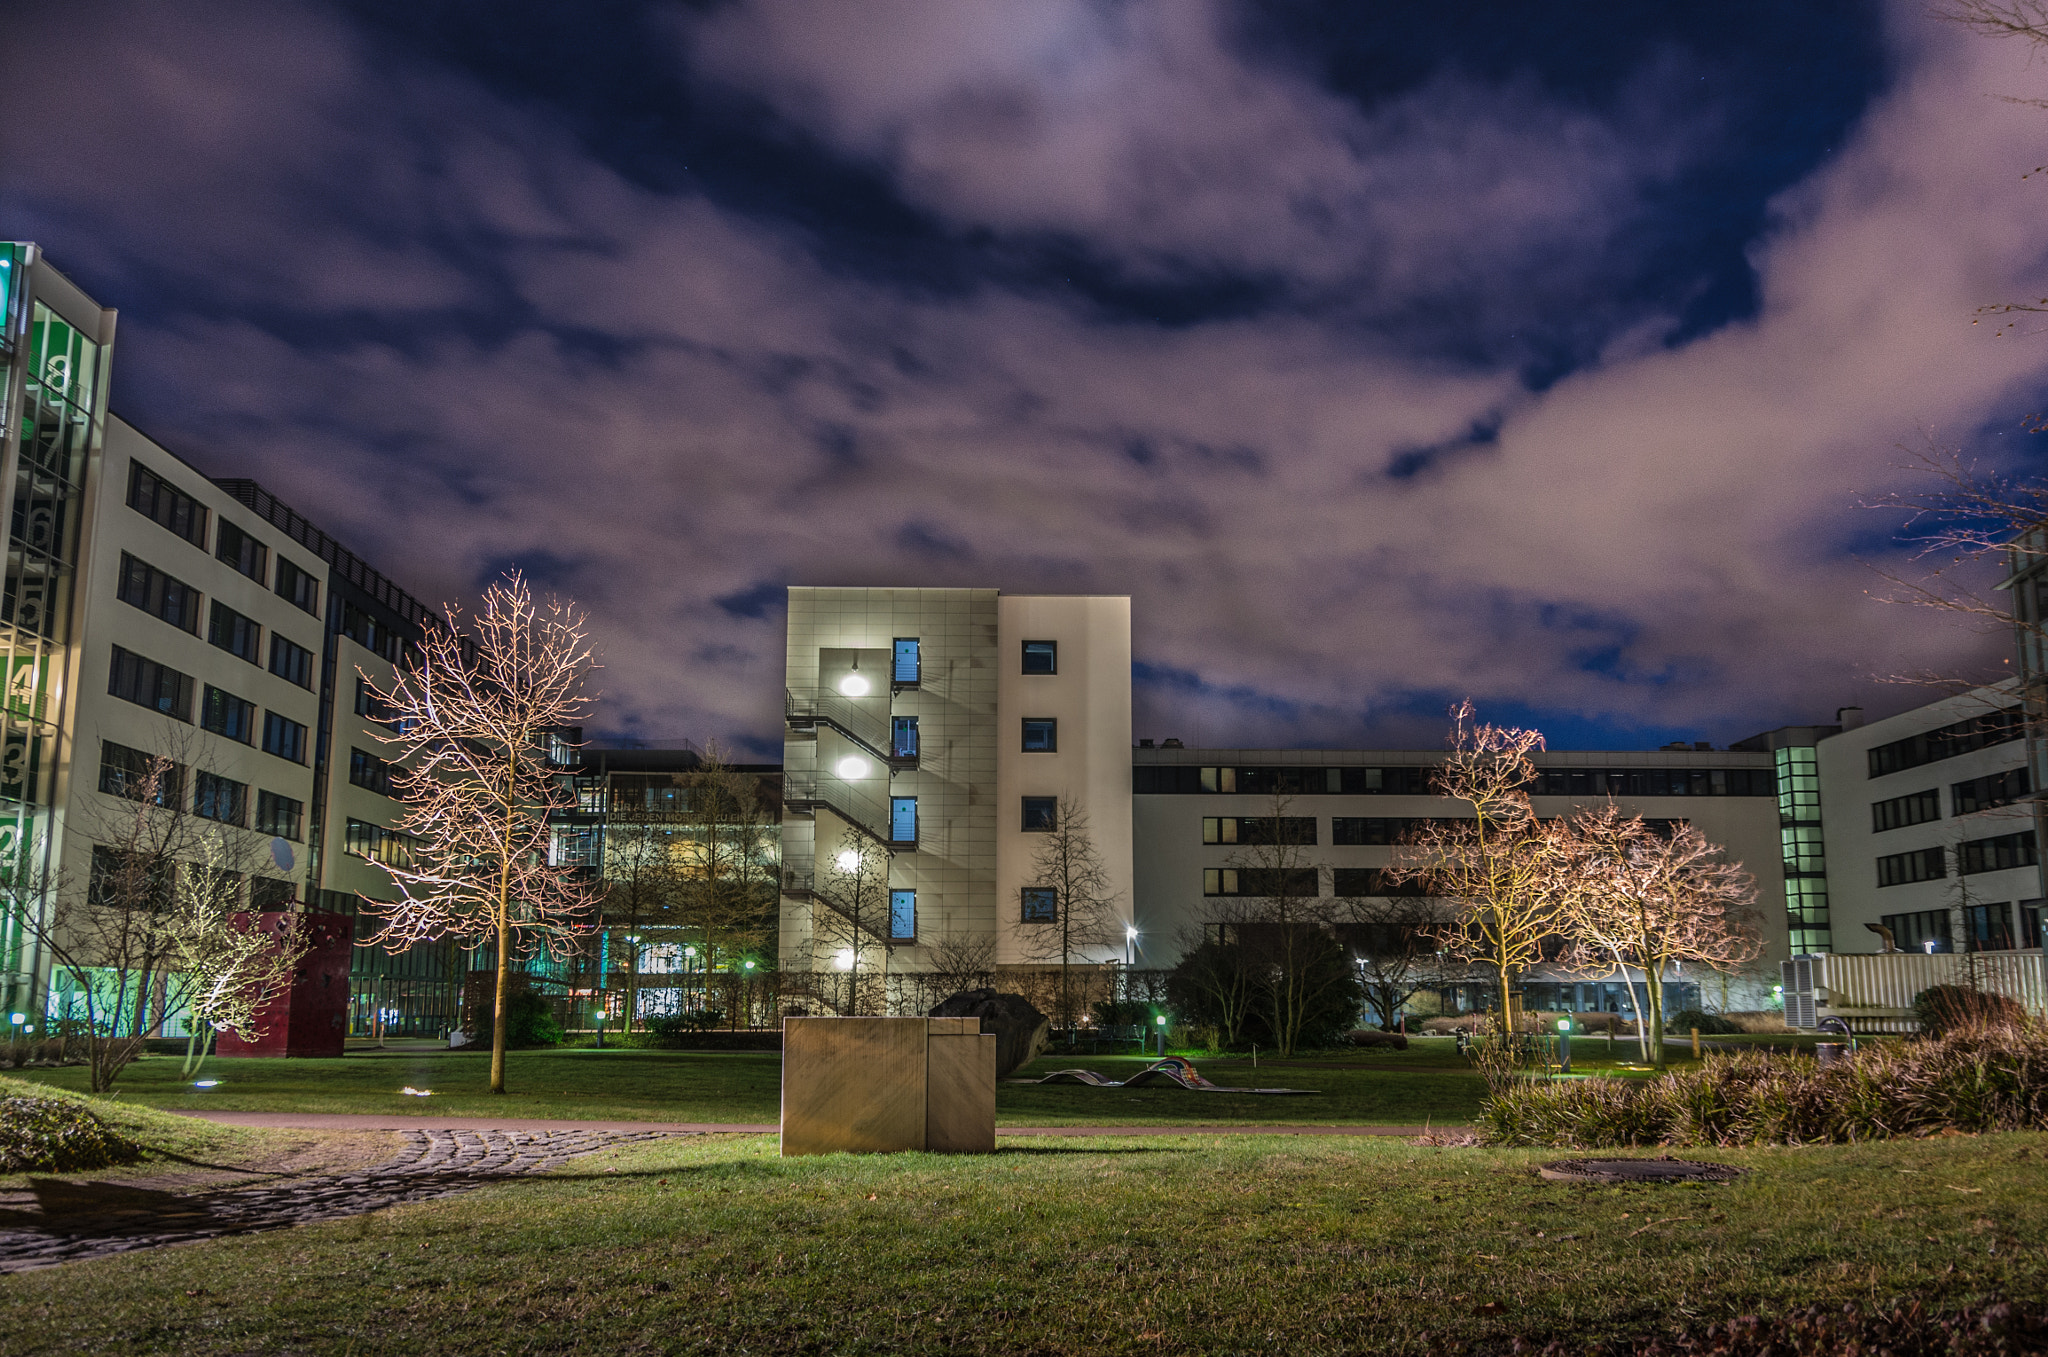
[1781,956,1817,1030]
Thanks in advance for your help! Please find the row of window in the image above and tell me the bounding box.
[109,645,309,762]
[1883,901,2046,954]
[1867,706,2024,778]
[350,747,398,796]
[1876,831,2040,887]
[88,844,297,911]
[97,741,304,837]
[345,817,418,868]
[1872,768,2032,833]
[1202,867,1425,897]
[128,462,321,616]
[862,637,1057,687]
[1133,764,1773,797]
[116,552,318,688]
[1203,814,1687,847]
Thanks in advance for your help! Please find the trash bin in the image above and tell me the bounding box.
[1815,1042,1846,1067]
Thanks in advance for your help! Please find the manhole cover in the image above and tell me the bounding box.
[1538,1157,1746,1184]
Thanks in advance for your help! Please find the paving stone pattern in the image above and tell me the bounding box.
[0,1127,678,1273]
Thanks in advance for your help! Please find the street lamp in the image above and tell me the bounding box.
[1154,1013,1168,1059]
[1557,1016,1572,1074]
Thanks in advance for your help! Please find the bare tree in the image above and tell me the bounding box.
[165,828,309,1077]
[1341,895,1451,1032]
[360,571,600,1095]
[812,832,891,1014]
[1167,918,1261,1049]
[678,748,778,1019]
[919,931,996,1008]
[1017,795,1121,1035]
[598,816,682,1033]
[1385,703,1570,1036]
[1556,803,1764,1069]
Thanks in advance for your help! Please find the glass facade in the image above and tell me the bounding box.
[1775,744,1831,953]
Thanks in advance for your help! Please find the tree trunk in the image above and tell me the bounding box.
[490,912,511,1094]
[1644,967,1667,1070]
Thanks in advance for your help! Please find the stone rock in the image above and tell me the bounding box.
[927,989,1050,1077]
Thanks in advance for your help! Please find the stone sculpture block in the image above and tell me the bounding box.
[781,1016,996,1156]
[926,988,1051,1077]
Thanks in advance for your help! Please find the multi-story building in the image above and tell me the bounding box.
[778,587,1134,1008]
[0,243,438,1033]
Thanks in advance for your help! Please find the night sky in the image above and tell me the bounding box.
[6,0,2047,757]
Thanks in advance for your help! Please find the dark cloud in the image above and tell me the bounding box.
[4,0,2044,753]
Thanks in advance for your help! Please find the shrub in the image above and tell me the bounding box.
[1419,1015,1488,1034]
[0,1094,144,1172]
[1479,1022,2048,1147]
[1724,1011,1791,1034]
[1913,984,2027,1038]
[1346,1030,1409,1050]
[504,992,561,1048]
[1667,1009,1742,1036]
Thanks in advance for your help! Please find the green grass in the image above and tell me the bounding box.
[0,1076,261,1188]
[5,1130,2044,1354]
[2,1049,1497,1125]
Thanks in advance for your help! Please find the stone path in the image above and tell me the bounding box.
[0,1127,677,1274]
[168,1112,1430,1138]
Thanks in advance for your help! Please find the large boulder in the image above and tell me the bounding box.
[928,989,1051,1077]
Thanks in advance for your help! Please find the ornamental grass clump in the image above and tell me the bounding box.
[1480,1020,2048,1147]
[0,1094,143,1172]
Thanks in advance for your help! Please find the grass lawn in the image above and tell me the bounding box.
[3,1048,1499,1125]
[0,1075,263,1188]
[5,1129,2044,1354]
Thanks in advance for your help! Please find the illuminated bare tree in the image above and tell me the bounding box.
[1017,795,1122,1035]
[678,748,778,1018]
[1557,803,1764,1068]
[813,831,891,1014]
[1384,703,1569,1035]
[360,571,600,1095]
[166,828,309,1078]
[601,814,683,1033]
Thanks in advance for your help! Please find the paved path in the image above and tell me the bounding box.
[166,1111,1428,1138]
[0,1127,673,1274]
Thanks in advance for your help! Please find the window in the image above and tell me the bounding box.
[1331,867,1431,897]
[340,601,403,663]
[256,790,303,840]
[890,889,917,940]
[200,685,256,743]
[98,741,182,806]
[1021,887,1058,921]
[1022,796,1058,831]
[208,601,261,664]
[891,716,919,759]
[276,557,320,616]
[126,461,207,547]
[350,747,396,796]
[250,877,296,910]
[89,846,172,911]
[116,553,201,633]
[1964,902,2016,952]
[1875,846,1946,887]
[1203,816,1317,845]
[269,635,314,689]
[346,817,416,868]
[1957,831,2038,876]
[890,795,917,843]
[1882,908,1953,953]
[215,519,269,583]
[1021,640,1057,674]
[194,771,248,826]
[2024,900,2045,950]
[893,638,920,685]
[109,646,194,721]
[355,675,398,725]
[1332,817,1424,846]
[1871,789,1940,833]
[263,712,308,763]
[1204,867,1319,896]
[1339,766,1436,795]
[1869,706,2025,776]
[1952,768,2031,816]
[1531,767,1777,797]
[1022,718,1057,752]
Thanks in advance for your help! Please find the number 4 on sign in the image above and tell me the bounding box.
[6,657,43,721]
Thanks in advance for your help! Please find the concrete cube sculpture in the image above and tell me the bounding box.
[781,1016,996,1156]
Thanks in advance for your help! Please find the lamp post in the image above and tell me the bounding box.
[1556,1016,1572,1074]
[1155,1013,1168,1059]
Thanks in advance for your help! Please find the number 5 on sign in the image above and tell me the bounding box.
[5,656,46,721]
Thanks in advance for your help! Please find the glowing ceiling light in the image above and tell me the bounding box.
[838,672,870,696]
[834,949,856,970]
[835,848,861,872]
[835,755,871,780]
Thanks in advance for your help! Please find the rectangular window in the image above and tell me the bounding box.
[1332,817,1414,846]
[263,712,309,764]
[1869,706,2025,776]
[891,715,919,759]
[350,747,395,796]
[1204,867,1318,896]
[249,877,295,910]
[890,888,917,940]
[275,557,320,616]
[1021,796,1058,832]
[346,817,415,868]
[1200,766,1236,794]
[893,638,920,685]
[1203,816,1316,845]
[355,674,397,724]
[1331,867,1429,897]
[1956,831,2038,876]
[1871,789,1940,833]
[200,685,256,743]
[1022,718,1057,752]
[194,771,248,826]
[340,601,403,663]
[1882,908,1953,953]
[215,519,269,583]
[1021,640,1057,674]
[1875,846,1947,887]
[255,790,303,840]
[208,600,262,664]
[1339,766,1438,795]
[97,741,183,807]
[1021,886,1058,921]
[89,845,173,911]
[2023,899,2044,950]
[126,461,208,547]
[890,795,917,843]
[269,635,314,689]
[1951,767,2032,816]
[116,553,201,633]
[109,646,194,722]
[1964,901,2016,952]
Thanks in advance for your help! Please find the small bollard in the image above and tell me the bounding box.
[1691,1027,1701,1060]
[1815,1042,1846,1068]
